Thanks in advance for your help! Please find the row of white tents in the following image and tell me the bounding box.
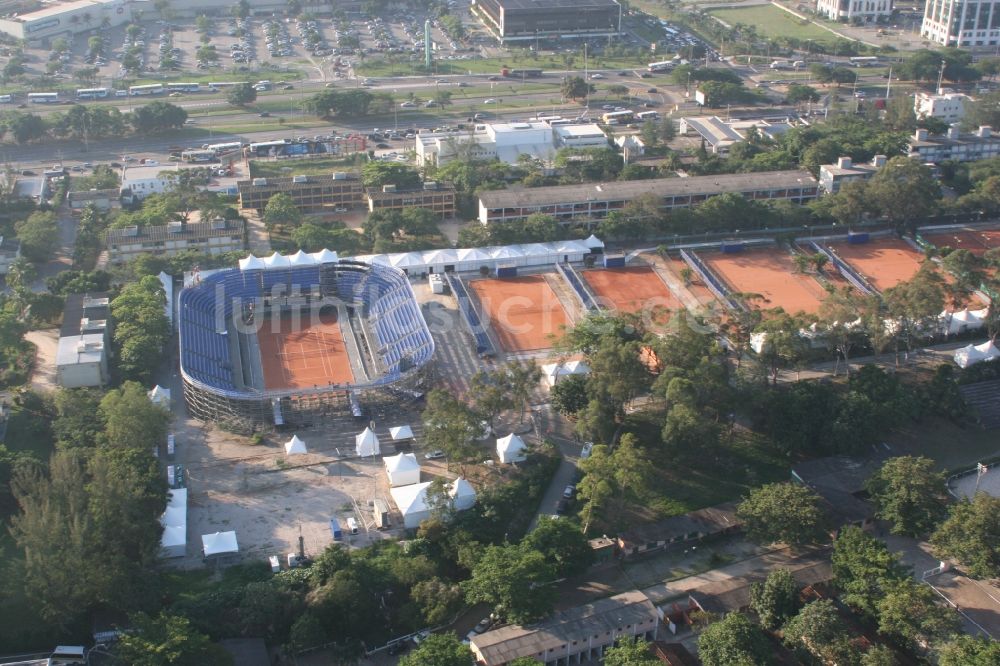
[954,340,1000,368]
[541,360,590,387]
[389,478,478,529]
[160,488,187,558]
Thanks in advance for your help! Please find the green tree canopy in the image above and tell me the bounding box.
[876,580,960,649]
[110,276,170,382]
[361,161,422,190]
[115,612,233,666]
[129,101,187,133]
[263,193,302,229]
[697,613,771,666]
[737,482,826,546]
[602,637,660,666]
[865,456,948,536]
[832,526,909,616]
[560,76,594,100]
[749,568,801,630]
[938,634,1000,666]
[399,633,473,666]
[524,516,594,577]
[931,492,1000,578]
[461,542,556,624]
[15,210,58,263]
[226,82,258,106]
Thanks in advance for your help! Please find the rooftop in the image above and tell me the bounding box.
[489,0,620,10]
[682,116,745,147]
[105,219,244,245]
[11,0,120,22]
[618,502,740,550]
[59,292,109,338]
[792,455,885,524]
[554,123,607,138]
[478,170,816,208]
[366,182,455,201]
[470,590,658,665]
[690,558,832,615]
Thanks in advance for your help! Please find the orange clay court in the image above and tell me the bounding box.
[469,275,570,352]
[257,310,354,390]
[923,229,1000,256]
[702,248,831,315]
[829,237,924,293]
[582,266,682,317]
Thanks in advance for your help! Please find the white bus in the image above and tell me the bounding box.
[647,60,675,72]
[181,149,217,162]
[167,82,201,93]
[548,118,573,126]
[205,141,243,155]
[636,110,660,121]
[27,92,59,103]
[76,87,109,100]
[849,56,879,67]
[602,110,633,124]
[534,115,563,124]
[0,94,13,103]
[129,83,164,96]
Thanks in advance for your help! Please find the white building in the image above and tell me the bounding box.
[554,124,609,149]
[818,155,887,194]
[0,0,132,43]
[679,115,793,156]
[816,0,892,22]
[120,164,184,202]
[908,125,1000,163]
[921,0,1000,47]
[56,292,110,388]
[914,91,971,123]
[415,121,607,167]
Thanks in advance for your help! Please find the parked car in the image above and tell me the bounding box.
[424,450,445,460]
[399,101,416,108]
[473,617,492,634]
[563,485,575,499]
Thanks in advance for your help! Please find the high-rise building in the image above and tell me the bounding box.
[471,0,621,44]
[921,0,1000,47]
[815,0,893,23]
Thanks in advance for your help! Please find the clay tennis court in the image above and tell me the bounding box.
[257,310,354,390]
[469,275,570,352]
[702,248,831,314]
[829,238,924,293]
[923,229,1000,256]
[582,266,680,313]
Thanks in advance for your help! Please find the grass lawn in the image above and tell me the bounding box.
[356,53,648,78]
[709,5,842,48]
[249,155,367,178]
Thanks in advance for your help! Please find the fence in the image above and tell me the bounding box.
[445,273,494,356]
[679,249,743,311]
[808,241,876,296]
[556,261,600,312]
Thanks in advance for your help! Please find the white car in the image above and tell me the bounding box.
[590,73,604,79]
[399,101,416,108]
[483,98,496,104]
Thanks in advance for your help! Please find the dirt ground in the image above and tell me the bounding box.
[25,329,59,392]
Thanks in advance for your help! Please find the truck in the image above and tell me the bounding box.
[501,67,542,78]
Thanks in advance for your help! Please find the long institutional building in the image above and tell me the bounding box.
[471,0,622,43]
[477,170,818,225]
[921,0,1000,46]
[815,0,892,23]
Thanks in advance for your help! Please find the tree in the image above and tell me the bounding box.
[263,193,302,229]
[697,613,771,666]
[602,638,659,666]
[865,456,948,536]
[399,633,472,666]
[302,88,374,118]
[506,360,542,423]
[551,373,588,415]
[560,75,594,100]
[883,262,946,361]
[99,382,170,452]
[226,82,258,107]
[422,389,481,466]
[468,369,513,432]
[876,580,960,648]
[15,210,58,263]
[865,157,939,231]
[524,516,594,577]
[832,526,909,616]
[462,543,555,624]
[938,635,1000,666]
[786,83,820,104]
[818,286,866,375]
[7,113,47,144]
[361,161,422,190]
[129,101,187,133]
[782,599,854,662]
[577,435,650,531]
[115,612,233,666]
[749,569,801,630]
[931,492,1000,578]
[737,482,826,546]
[110,276,170,382]
[410,577,464,626]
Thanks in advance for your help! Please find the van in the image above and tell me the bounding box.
[48,645,85,665]
[346,517,359,534]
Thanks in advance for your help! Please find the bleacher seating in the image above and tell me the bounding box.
[445,273,493,355]
[680,249,742,311]
[557,262,599,311]
[808,241,875,295]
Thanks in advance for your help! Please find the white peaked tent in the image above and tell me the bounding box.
[497,433,527,464]
[263,251,291,269]
[239,254,266,271]
[954,340,1000,368]
[390,481,432,529]
[201,530,238,557]
[389,425,414,441]
[161,526,186,558]
[584,234,605,250]
[288,249,319,266]
[148,385,171,407]
[384,453,421,487]
[310,248,339,264]
[284,434,308,455]
[944,309,986,335]
[355,427,381,457]
[450,478,477,511]
[541,360,591,387]
[159,488,187,558]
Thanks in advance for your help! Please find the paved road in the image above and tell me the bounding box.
[529,402,583,530]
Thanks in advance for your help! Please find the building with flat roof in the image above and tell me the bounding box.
[477,170,818,224]
[679,115,794,155]
[815,0,892,23]
[237,172,365,212]
[921,0,1000,46]
[469,590,661,666]
[0,0,132,42]
[68,188,119,212]
[56,292,111,388]
[554,123,609,149]
[105,218,245,264]
[120,163,209,203]
[367,182,456,218]
[908,125,1000,163]
[792,455,884,531]
[472,0,621,43]
[914,90,971,123]
[818,155,887,194]
[617,502,741,558]
[415,122,565,167]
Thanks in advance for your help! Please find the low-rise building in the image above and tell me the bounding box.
[472,0,622,44]
[0,0,132,43]
[367,182,456,218]
[679,115,794,155]
[68,188,119,212]
[236,172,364,212]
[0,236,19,275]
[908,125,1000,163]
[792,455,883,532]
[617,502,741,558]
[469,590,661,666]
[120,163,214,203]
[105,218,246,264]
[56,292,111,388]
[477,170,818,224]
[815,0,892,23]
[818,155,887,194]
[415,121,560,167]
[554,123,609,149]
[13,176,47,202]
[914,90,971,124]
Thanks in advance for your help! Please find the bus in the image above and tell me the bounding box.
[129,83,164,96]
[602,110,633,124]
[167,82,201,93]
[0,94,13,103]
[27,92,59,103]
[849,56,879,67]
[548,118,573,126]
[181,149,217,162]
[76,87,109,100]
[534,115,563,124]
[205,141,243,155]
[500,67,542,78]
[636,110,660,121]
[206,81,241,89]
[648,60,675,72]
